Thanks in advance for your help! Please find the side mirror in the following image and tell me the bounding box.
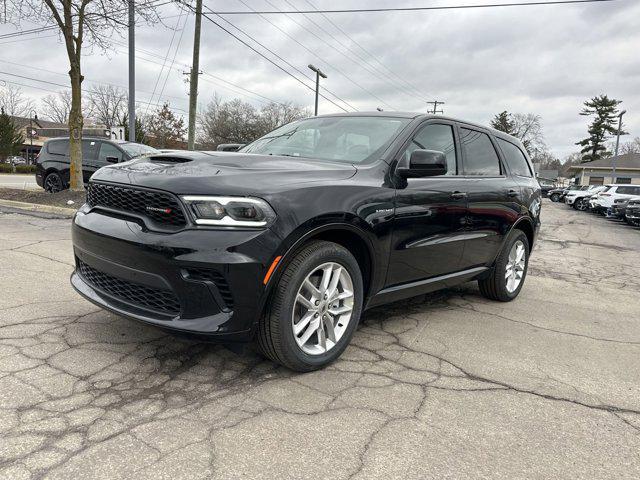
[397,149,448,178]
[106,156,119,164]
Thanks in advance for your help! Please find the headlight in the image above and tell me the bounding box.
[181,196,276,227]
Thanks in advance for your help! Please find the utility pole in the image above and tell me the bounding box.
[427,100,445,114]
[187,0,203,150]
[612,109,627,183]
[308,64,327,116]
[128,0,136,143]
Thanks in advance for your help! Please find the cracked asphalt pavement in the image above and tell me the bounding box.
[1,200,639,479]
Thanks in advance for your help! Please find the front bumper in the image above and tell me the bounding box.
[71,207,282,340]
[564,196,576,205]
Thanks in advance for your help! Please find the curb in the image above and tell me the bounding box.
[0,199,77,218]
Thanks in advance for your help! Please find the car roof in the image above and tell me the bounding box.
[315,111,524,146]
[45,137,135,145]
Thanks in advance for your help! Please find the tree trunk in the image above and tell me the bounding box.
[68,60,84,191]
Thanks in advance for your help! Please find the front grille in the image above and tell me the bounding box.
[87,183,186,228]
[184,268,234,309]
[78,259,180,315]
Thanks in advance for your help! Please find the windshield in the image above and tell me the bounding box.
[240,116,411,164]
[121,143,159,158]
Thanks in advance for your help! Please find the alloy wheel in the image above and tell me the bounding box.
[291,262,354,355]
[44,174,63,193]
[505,240,526,293]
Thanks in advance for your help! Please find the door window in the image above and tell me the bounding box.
[460,128,501,176]
[98,143,123,164]
[496,138,532,177]
[47,140,69,156]
[82,140,100,162]
[402,123,457,175]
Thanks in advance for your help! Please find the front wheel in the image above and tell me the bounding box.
[478,230,530,302]
[574,198,588,211]
[257,241,363,372]
[550,193,560,202]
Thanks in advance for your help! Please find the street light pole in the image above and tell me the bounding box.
[612,110,626,183]
[308,64,327,116]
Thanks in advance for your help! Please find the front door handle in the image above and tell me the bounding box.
[508,189,519,197]
[450,191,467,199]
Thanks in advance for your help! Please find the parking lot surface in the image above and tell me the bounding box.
[1,200,639,479]
[0,175,38,190]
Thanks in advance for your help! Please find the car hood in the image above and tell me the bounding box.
[91,151,358,195]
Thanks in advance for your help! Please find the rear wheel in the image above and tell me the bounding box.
[257,240,363,372]
[44,172,65,193]
[478,230,529,302]
[550,193,560,202]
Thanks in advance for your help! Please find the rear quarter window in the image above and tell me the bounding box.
[496,138,532,177]
[47,140,69,156]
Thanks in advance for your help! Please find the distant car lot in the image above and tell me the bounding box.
[1,200,639,479]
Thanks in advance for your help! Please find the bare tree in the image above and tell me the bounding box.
[257,102,310,133]
[511,113,546,155]
[41,90,73,124]
[5,1,160,191]
[87,84,127,129]
[198,95,309,148]
[0,84,36,117]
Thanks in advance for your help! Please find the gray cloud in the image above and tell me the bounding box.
[1,0,637,158]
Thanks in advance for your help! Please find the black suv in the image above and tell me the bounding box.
[36,137,158,192]
[70,113,541,371]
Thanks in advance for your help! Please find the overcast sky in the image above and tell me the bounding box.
[1,0,638,158]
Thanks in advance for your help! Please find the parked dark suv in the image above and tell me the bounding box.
[70,113,541,371]
[36,137,158,192]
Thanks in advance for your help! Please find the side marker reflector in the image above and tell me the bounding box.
[263,256,282,285]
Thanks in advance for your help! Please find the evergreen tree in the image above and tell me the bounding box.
[576,95,625,163]
[490,111,516,135]
[0,107,25,161]
[119,111,147,144]
[146,103,186,149]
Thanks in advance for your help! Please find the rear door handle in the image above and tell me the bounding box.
[508,189,519,197]
[450,191,467,199]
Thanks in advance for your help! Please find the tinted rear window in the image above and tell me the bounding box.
[497,138,531,177]
[47,140,69,156]
[460,128,501,176]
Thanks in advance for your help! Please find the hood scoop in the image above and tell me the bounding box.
[148,155,193,163]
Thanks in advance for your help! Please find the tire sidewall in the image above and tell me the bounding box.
[44,172,63,193]
[496,231,530,300]
[275,244,363,369]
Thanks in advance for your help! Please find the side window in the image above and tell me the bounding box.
[47,140,69,156]
[402,123,457,175]
[98,143,123,164]
[497,138,532,177]
[82,140,100,161]
[460,128,501,176]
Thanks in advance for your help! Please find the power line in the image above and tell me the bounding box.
[257,0,423,106]
[234,0,395,110]
[208,0,618,15]
[303,0,431,103]
[202,1,356,112]
[179,1,352,113]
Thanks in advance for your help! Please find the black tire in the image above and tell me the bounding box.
[478,230,530,302]
[550,193,560,202]
[257,240,363,372]
[44,172,65,193]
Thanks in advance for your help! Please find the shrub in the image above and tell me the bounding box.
[15,165,36,174]
[0,163,13,173]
